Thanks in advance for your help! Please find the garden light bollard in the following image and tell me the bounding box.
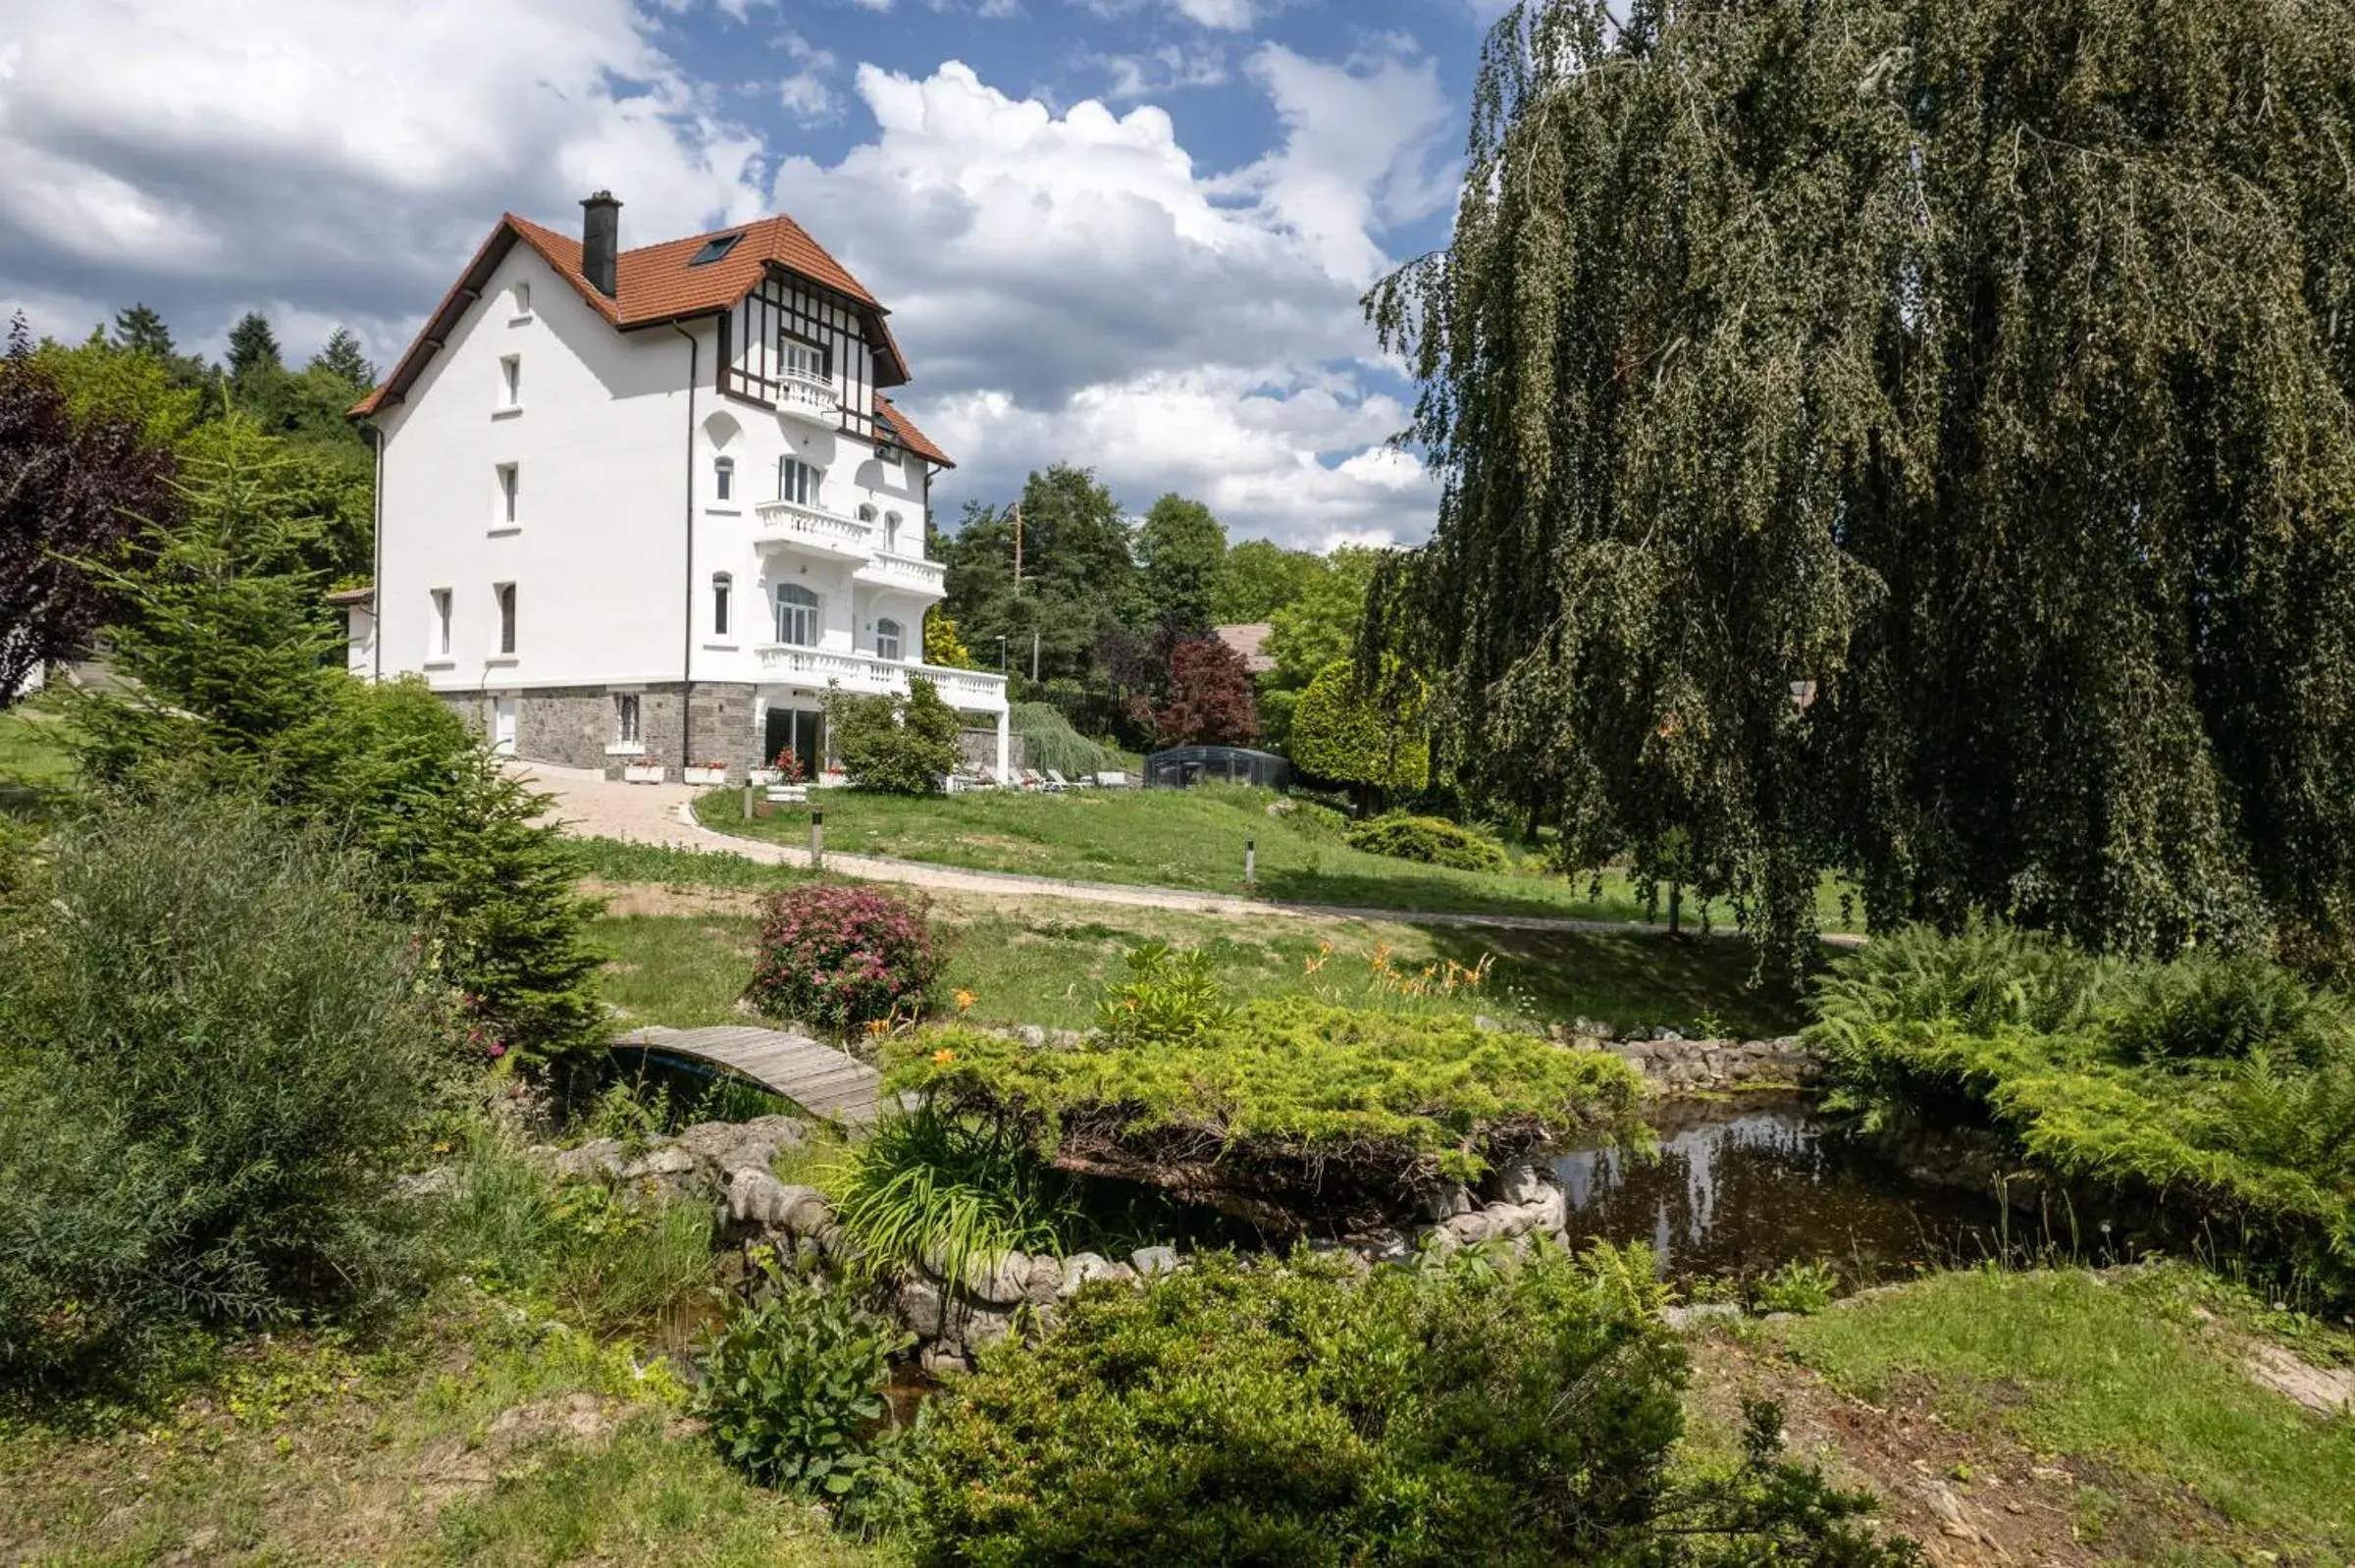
[811,808,823,871]
[742,783,754,821]
[1246,838,1256,890]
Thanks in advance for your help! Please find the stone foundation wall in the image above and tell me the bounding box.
[439,681,760,782]
[1541,1022,1820,1093]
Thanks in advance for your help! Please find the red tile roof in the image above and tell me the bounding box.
[351,207,929,453]
[873,393,954,469]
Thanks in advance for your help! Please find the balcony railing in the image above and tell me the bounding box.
[754,497,873,558]
[754,645,1009,710]
[778,366,841,421]
[854,550,948,597]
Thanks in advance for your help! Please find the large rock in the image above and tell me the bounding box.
[724,1168,789,1228]
[672,1115,807,1181]
[1492,1163,1550,1205]
[1021,1253,1064,1306]
[619,1146,696,1181]
[549,1139,628,1181]
[1129,1245,1180,1279]
[1442,1210,1496,1245]
[1058,1252,1119,1298]
[965,1251,1034,1306]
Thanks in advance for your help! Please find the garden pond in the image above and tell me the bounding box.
[1555,1093,2010,1282]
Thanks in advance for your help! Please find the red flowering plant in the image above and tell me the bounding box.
[744,882,942,1032]
[772,747,807,785]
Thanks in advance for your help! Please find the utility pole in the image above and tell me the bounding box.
[1010,500,1022,592]
[1031,629,1040,683]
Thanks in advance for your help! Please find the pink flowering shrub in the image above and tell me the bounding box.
[745,882,942,1029]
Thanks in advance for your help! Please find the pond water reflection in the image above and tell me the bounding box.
[1552,1094,2004,1281]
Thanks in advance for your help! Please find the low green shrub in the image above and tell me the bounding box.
[1089,940,1233,1046]
[1809,921,2355,1302]
[744,881,941,1030]
[0,795,452,1394]
[825,679,962,795]
[1343,811,1510,872]
[906,1246,1913,1566]
[697,1257,911,1517]
[1753,1259,1840,1315]
[892,998,1640,1225]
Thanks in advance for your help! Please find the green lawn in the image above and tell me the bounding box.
[695,783,1861,930]
[1766,1266,2355,1563]
[593,903,1809,1039]
[0,708,75,820]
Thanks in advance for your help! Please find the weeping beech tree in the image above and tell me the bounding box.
[1369,0,2355,973]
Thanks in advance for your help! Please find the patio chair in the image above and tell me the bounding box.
[1044,768,1073,791]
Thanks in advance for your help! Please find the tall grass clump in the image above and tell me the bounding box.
[438,1126,714,1334]
[1809,921,2355,1303]
[0,795,454,1395]
[825,1106,1076,1288]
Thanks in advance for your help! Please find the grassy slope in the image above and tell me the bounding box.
[593,899,1809,1039]
[694,785,1860,930]
[1694,1265,2355,1566]
[0,1305,888,1567]
[0,709,73,786]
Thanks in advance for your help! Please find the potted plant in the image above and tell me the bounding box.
[751,748,802,789]
[683,758,730,787]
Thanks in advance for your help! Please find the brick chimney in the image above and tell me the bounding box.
[579,190,621,298]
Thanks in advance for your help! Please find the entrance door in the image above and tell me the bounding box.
[761,706,821,780]
[492,696,517,756]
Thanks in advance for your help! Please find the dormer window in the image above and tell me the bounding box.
[689,232,744,267]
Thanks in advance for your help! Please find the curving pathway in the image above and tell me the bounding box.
[525,762,1858,943]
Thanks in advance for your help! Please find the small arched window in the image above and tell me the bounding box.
[884,511,904,554]
[875,617,904,662]
[774,582,819,646]
[713,455,734,503]
[711,572,732,638]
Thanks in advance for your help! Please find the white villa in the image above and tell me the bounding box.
[347,190,1008,784]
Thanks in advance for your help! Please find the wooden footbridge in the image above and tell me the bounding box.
[611,1024,887,1126]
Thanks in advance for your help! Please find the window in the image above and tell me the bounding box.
[878,443,903,468]
[875,617,903,662]
[430,588,452,657]
[495,582,516,655]
[614,693,641,745]
[689,232,743,267]
[713,455,734,502]
[511,281,532,318]
[773,582,818,646]
[884,511,904,554]
[495,463,519,529]
[856,503,876,523]
[778,332,827,381]
[712,573,732,638]
[497,354,521,410]
[777,457,820,507]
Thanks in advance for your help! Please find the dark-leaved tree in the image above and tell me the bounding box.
[1370,0,2355,974]
[1147,634,1260,749]
[0,324,178,698]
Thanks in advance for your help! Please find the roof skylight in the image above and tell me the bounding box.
[688,233,744,267]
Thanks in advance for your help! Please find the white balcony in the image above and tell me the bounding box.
[756,645,1008,712]
[854,550,948,598]
[778,367,840,423]
[754,497,873,559]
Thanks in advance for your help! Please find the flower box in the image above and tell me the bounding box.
[683,764,729,787]
[622,763,666,784]
[748,768,781,787]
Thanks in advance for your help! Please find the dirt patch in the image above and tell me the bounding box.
[1686,1333,2216,1566]
[583,878,761,917]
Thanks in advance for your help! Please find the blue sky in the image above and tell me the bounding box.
[0,0,1515,547]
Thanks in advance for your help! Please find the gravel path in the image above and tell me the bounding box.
[525,763,1852,941]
